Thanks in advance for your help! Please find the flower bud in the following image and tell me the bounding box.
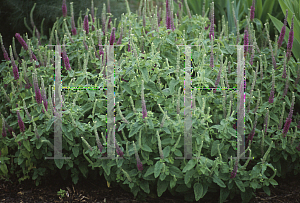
[109,27,116,45]
[9,46,19,80]
[250,0,255,21]
[122,168,132,182]
[286,15,295,63]
[156,130,164,159]
[32,117,40,139]
[94,121,103,152]
[81,136,93,151]
[133,141,143,171]
[283,92,295,137]
[115,138,124,157]
[62,0,67,17]
[84,15,89,34]
[0,34,10,61]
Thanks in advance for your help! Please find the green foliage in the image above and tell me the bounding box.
[269,0,300,62]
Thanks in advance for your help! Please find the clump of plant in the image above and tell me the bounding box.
[0,0,300,202]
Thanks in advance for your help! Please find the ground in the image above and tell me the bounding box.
[1,170,300,203]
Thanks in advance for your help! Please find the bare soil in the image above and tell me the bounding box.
[1,170,300,203]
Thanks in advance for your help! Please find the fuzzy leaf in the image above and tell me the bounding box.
[54,159,64,170]
[140,180,150,194]
[194,182,203,201]
[235,179,245,192]
[157,179,168,197]
[154,161,163,178]
[182,159,197,173]
[213,174,226,188]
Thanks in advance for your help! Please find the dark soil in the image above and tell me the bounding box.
[1,170,300,203]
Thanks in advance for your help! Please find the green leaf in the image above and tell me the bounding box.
[184,168,195,185]
[23,140,31,152]
[261,0,276,23]
[269,179,278,186]
[162,146,170,158]
[140,180,150,194]
[144,165,155,177]
[211,140,220,157]
[120,81,133,95]
[147,118,154,129]
[144,80,159,93]
[213,174,226,188]
[46,117,56,131]
[1,146,8,156]
[174,149,182,157]
[54,159,64,170]
[262,186,271,196]
[182,159,197,173]
[62,124,74,141]
[140,67,149,83]
[235,179,245,192]
[18,155,24,165]
[72,146,79,157]
[154,161,163,178]
[169,79,179,95]
[0,163,8,175]
[256,0,263,19]
[194,182,203,201]
[224,41,234,55]
[169,165,183,178]
[157,179,168,197]
[142,144,153,152]
[162,88,171,96]
[253,18,262,31]
[21,149,30,159]
[220,187,230,203]
[129,122,144,138]
[78,162,88,178]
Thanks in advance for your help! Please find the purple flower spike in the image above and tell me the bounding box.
[282,118,292,137]
[109,27,116,45]
[16,104,25,133]
[278,10,288,49]
[244,29,249,54]
[33,74,42,104]
[283,93,294,137]
[269,69,275,103]
[2,119,7,138]
[12,60,19,80]
[15,33,28,51]
[286,15,295,63]
[71,24,77,35]
[84,15,89,34]
[250,0,255,21]
[63,51,71,71]
[230,161,238,179]
[115,142,124,157]
[62,0,67,17]
[128,41,131,52]
[209,3,215,40]
[0,37,10,61]
[137,158,143,171]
